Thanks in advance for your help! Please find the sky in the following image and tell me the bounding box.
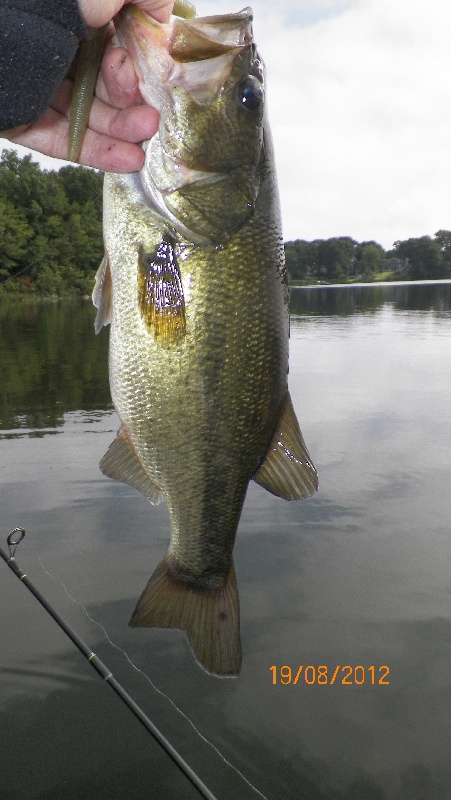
[2,0,451,249]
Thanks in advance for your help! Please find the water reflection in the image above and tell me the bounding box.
[290,280,451,317]
[0,299,110,431]
[1,289,451,800]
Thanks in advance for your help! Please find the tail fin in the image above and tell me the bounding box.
[129,559,242,676]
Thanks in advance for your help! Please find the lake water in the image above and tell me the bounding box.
[1,284,450,800]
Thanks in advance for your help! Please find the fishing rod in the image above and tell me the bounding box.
[0,529,218,800]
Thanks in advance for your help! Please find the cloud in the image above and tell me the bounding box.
[252,0,451,247]
[3,0,451,249]
[195,0,451,247]
[196,0,352,27]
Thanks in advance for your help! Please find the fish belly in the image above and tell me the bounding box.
[101,165,288,675]
[104,169,288,579]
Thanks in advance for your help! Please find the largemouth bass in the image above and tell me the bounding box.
[93,6,318,676]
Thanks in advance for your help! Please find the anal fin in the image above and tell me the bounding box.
[253,391,318,500]
[129,559,242,676]
[100,424,163,505]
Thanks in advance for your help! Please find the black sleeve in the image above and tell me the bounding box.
[0,0,87,130]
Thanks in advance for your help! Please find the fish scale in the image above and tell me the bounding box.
[93,6,318,675]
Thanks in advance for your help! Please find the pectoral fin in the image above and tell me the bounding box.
[100,424,163,505]
[130,559,241,676]
[92,254,113,334]
[138,238,186,345]
[253,391,318,500]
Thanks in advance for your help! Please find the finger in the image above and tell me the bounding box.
[51,79,159,145]
[78,0,174,28]
[96,46,142,108]
[7,109,147,172]
[5,109,71,161]
[137,1,175,24]
[92,101,160,145]
[0,123,29,139]
[76,126,147,172]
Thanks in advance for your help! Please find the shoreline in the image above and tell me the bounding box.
[2,278,451,303]
[290,278,451,290]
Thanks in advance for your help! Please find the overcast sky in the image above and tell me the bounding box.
[3,0,451,249]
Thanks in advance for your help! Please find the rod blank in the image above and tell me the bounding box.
[0,533,218,800]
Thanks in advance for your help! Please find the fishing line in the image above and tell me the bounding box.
[37,553,269,800]
[1,529,216,800]
[0,260,39,285]
[1,529,268,800]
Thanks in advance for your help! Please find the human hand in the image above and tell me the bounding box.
[1,1,174,172]
[77,0,174,27]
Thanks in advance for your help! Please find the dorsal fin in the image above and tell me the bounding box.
[253,391,318,500]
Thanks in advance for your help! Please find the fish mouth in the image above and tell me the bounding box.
[115,6,254,111]
[115,7,260,244]
[115,5,253,75]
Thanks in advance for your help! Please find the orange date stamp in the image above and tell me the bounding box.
[270,665,390,685]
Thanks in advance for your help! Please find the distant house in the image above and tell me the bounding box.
[381,257,409,274]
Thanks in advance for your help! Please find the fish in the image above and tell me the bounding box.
[93,6,318,676]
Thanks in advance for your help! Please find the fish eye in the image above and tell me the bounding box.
[237,76,263,111]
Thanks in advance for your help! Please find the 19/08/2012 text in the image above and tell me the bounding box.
[270,665,390,685]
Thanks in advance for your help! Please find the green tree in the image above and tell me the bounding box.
[284,240,319,282]
[0,149,103,295]
[0,199,34,285]
[58,164,103,207]
[317,237,357,281]
[353,241,385,278]
[434,230,451,276]
[392,236,445,280]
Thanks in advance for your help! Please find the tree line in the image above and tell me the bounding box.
[0,149,103,295]
[285,231,451,283]
[1,149,450,294]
